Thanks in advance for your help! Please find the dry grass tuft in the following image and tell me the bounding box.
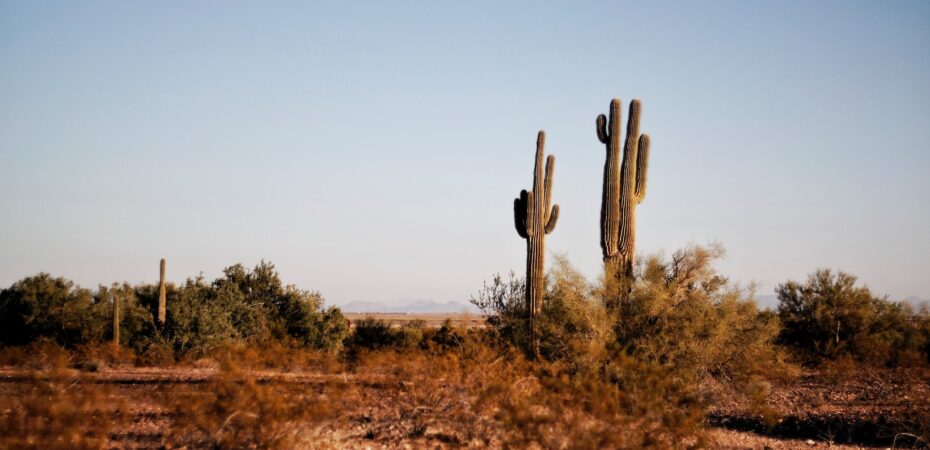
[167,351,342,449]
[0,350,124,450]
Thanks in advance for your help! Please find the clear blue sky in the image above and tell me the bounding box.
[2,1,928,307]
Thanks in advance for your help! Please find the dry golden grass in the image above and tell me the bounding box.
[0,342,710,449]
[0,348,125,450]
[167,356,342,449]
[1,340,925,448]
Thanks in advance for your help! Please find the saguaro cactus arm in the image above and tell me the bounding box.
[543,154,559,233]
[596,115,608,143]
[543,155,554,217]
[514,190,529,239]
[545,204,559,234]
[635,134,650,202]
[515,133,559,241]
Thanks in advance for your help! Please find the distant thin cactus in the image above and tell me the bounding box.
[158,258,166,326]
[112,292,120,347]
[597,98,650,305]
[513,131,559,354]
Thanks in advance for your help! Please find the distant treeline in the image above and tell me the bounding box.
[0,261,348,360]
[1,250,929,368]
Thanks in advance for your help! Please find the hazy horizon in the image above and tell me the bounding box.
[2,1,929,306]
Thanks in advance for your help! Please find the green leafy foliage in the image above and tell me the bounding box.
[536,255,611,365]
[468,259,610,363]
[95,283,156,351]
[345,318,464,355]
[346,317,397,351]
[0,261,347,356]
[617,244,789,383]
[0,274,105,346]
[472,254,706,447]
[777,269,929,366]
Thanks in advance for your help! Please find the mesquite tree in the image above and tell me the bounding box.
[514,131,559,351]
[597,98,650,305]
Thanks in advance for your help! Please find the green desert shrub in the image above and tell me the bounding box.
[471,256,613,367]
[427,318,469,351]
[274,286,348,351]
[211,261,348,351]
[469,271,529,351]
[346,317,397,351]
[0,274,107,347]
[161,262,348,356]
[0,261,347,356]
[777,269,929,366]
[615,244,790,383]
[162,275,242,355]
[396,319,426,349]
[95,283,157,351]
[536,256,611,366]
[344,317,432,353]
[472,247,778,381]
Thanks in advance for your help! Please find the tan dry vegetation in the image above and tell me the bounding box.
[0,341,928,449]
[0,342,705,449]
[2,247,929,449]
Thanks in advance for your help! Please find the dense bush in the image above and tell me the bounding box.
[777,269,929,366]
[0,274,106,346]
[471,256,610,364]
[159,262,348,355]
[536,256,611,365]
[473,245,787,383]
[0,261,348,356]
[345,317,470,357]
[617,244,790,383]
[96,283,157,351]
[471,256,707,447]
[346,317,398,351]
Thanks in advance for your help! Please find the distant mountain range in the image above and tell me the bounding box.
[902,296,930,307]
[338,295,928,314]
[338,300,480,314]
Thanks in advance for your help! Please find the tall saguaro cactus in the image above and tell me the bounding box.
[158,258,167,326]
[112,292,120,347]
[597,98,650,303]
[514,131,560,347]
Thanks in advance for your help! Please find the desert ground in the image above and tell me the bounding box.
[1,314,926,450]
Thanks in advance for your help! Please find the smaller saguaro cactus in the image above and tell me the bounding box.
[597,98,650,305]
[158,258,167,326]
[514,131,559,353]
[112,292,120,347]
